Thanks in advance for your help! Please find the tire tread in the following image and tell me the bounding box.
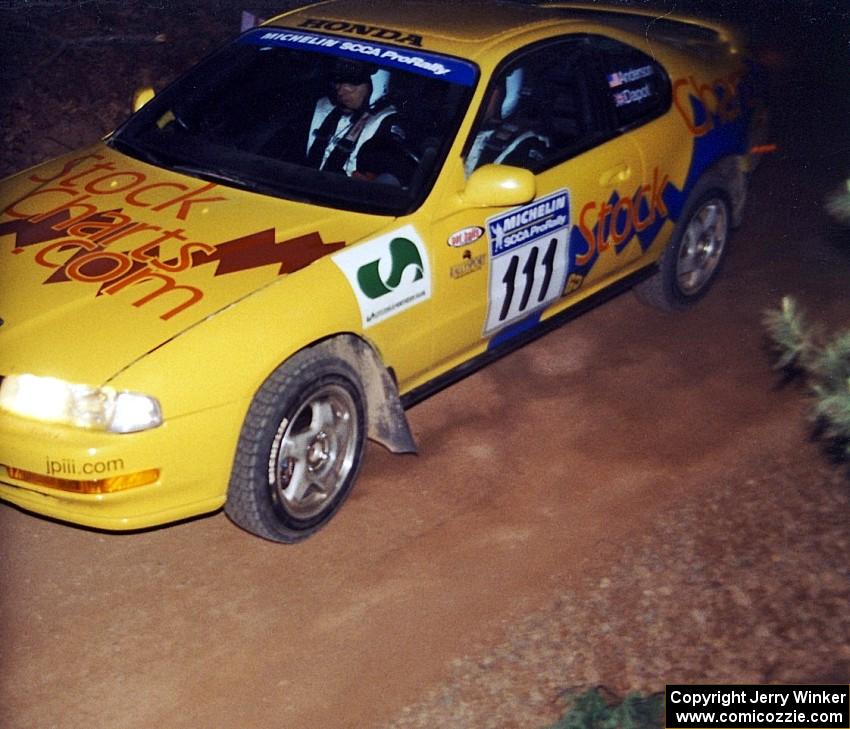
[224,348,366,543]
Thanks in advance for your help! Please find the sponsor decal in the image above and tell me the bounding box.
[332,224,431,327]
[613,83,652,108]
[256,30,340,49]
[239,27,476,86]
[487,192,569,256]
[450,250,484,279]
[447,225,484,248]
[14,152,227,222]
[297,18,424,47]
[46,456,124,476]
[484,190,571,334]
[563,273,584,295]
[607,65,654,88]
[1,164,344,320]
[665,66,757,229]
[575,167,671,265]
[673,72,747,138]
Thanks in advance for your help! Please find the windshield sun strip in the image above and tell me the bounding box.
[238,26,477,87]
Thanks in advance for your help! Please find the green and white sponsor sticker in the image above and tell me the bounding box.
[332,224,431,328]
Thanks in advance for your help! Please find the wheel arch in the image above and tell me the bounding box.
[290,332,418,455]
[635,163,734,311]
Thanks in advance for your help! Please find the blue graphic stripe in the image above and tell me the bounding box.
[239,27,477,86]
[489,310,544,349]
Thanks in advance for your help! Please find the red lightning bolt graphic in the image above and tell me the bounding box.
[0,210,345,288]
[192,228,345,276]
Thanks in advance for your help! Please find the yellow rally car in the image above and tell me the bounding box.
[0,1,763,542]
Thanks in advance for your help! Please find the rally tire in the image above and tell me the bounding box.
[225,350,367,543]
[635,177,731,312]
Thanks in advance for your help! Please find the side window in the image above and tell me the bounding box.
[464,40,606,176]
[596,37,671,129]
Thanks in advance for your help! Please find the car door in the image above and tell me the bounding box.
[566,34,675,290]
[428,35,652,366]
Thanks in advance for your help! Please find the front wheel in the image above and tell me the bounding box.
[635,187,730,311]
[225,350,366,543]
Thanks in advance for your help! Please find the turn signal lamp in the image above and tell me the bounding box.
[4,466,161,494]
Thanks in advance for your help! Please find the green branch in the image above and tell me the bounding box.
[765,296,850,457]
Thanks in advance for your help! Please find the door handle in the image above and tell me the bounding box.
[599,164,632,187]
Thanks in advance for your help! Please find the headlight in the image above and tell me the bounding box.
[0,374,162,433]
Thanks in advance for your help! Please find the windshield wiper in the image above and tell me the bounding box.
[110,136,255,192]
[108,136,170,168]
[169,163,263,192]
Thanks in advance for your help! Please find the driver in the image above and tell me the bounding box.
[305,59,414,185]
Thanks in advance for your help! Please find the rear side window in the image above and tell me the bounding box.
[597,38,671,129]
[464,39,609,176]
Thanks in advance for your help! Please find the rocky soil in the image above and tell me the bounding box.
[382,448,850,728]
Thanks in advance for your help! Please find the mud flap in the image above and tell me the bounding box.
[712,156,747,228]
[309,335,418,455]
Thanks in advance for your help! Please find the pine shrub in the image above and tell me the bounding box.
[549,688,663,729]
[764,296,850,457]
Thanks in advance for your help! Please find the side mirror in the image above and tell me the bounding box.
[132,86,156,113]
[461,164,536,208]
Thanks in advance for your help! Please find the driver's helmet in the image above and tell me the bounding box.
[500,66,525,119]
[329,59,391,108]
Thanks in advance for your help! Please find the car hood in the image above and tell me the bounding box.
[0,144,389,384]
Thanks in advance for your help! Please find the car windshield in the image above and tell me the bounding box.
[109,27,477,216]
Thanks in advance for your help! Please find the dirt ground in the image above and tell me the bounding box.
[1,3,849,729]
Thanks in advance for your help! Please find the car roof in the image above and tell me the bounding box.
[266,0,744,61]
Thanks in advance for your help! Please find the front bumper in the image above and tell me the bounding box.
[0,398,247,531]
